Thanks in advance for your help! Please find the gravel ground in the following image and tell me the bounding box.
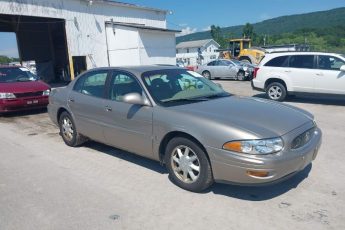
[0,80,344,230]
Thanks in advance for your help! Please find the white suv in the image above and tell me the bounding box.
[251,52,345,101]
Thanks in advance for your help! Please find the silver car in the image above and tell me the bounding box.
[48,66,322,192]
[196,59,253,81]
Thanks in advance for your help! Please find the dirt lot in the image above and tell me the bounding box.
[1,81,345,230]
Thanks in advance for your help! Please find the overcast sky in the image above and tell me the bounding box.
[1,0,344,58]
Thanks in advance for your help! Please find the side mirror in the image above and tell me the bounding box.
[122,93,150,106]
[340,65,345,72]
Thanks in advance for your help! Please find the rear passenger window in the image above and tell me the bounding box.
[110,72,143,101]
[207,61,216,66]
[264,56,289,67]
[289,55,315,69]
[76,71,108,98]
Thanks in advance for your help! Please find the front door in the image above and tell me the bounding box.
[102,71,153,158]
[315,55,345,94]
[68,70,109,142]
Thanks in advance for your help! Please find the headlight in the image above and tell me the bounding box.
[42,89,51,96]
[223,137,284,155]
[0,93,16,99]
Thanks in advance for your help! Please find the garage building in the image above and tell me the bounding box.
[0,0,178,82]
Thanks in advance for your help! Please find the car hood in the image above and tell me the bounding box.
[169,96,313,137]
[0,81,50,93]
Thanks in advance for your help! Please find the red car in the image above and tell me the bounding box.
[0,66,50,113]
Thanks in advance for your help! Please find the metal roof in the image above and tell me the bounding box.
[176,39,220,49]
[106,21,180,33]
[86,0,169,13]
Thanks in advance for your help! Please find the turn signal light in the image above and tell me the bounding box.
[246,170,269,178]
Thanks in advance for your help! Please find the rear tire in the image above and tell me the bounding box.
[266,82,287,102]
[59,111,87,147]
[202,71,212,80]
[165,137,213,192]
[239,57,252,64]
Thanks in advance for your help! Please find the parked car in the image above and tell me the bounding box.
[196,59,253,81]
[252,52,345,101]
[0,66,50,114]
[48,66,321,192]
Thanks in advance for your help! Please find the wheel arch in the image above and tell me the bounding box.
[239,56,253,64]
[57,107,69,122]
[158,131,210,165]
[264,78,288,91]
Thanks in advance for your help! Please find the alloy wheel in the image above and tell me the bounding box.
[61,116,74,141]
[268,85,283,100]
[171,145,201,183]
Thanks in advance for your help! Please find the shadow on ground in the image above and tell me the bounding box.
[0,108,47,119]
[84,141,312,201]
[253,93,345,106]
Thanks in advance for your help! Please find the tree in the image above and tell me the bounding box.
[242,23,254,39]
[210,25,228,48]
[0,56,19,64]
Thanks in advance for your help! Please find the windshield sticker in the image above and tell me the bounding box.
[187,71,203,78]
[19,68,30,72]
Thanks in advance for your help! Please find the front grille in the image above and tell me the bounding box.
[291,127,316,149]
[14,91,43,98]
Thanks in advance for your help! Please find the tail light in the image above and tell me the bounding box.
[253,67,260,79]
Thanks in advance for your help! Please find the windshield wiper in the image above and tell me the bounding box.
[163,97,209,103]
[198,92,231,99]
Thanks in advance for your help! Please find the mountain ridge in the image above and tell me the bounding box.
[176,7,345,44]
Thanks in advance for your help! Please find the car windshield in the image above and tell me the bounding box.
[0,67,38,83]
[142,69,230,106]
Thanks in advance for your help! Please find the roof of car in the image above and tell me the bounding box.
[86,65,186,76]
[264,51,343,57]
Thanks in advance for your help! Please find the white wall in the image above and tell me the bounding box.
[0,0,169,70]
[138,30,176,65]
[106,25,176,66]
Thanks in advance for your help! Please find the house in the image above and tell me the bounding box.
[0,0,179,82]
[176,39,220,66]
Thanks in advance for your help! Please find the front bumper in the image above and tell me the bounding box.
[0,96,49,113]
[207,124,322,185]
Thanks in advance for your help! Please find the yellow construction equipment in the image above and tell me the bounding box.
[228,38,265,65]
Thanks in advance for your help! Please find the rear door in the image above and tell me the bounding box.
[216,60,233,78]
[102,70,153,158]
[68,70,110,141]
[314,55,345,94]
[288,55,317,92]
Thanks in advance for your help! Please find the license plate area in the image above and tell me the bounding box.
[27,100,39,105]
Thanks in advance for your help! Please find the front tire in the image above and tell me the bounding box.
[165,137,213,192]
[59,111,87,147]
[266,82,287,101]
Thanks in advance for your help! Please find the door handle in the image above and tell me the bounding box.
[316,73,323,76]
[284,70,291,73]
[68,98,75,103]
[105,106,112,112]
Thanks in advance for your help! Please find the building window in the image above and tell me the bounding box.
[187,48,189,53]
[209,47,212,52]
